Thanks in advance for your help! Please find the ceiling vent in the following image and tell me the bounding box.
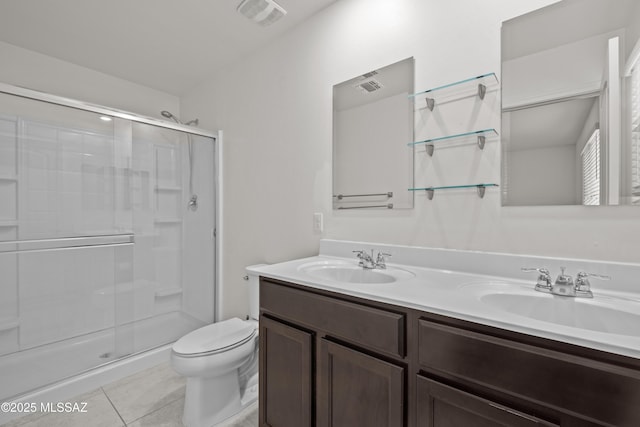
[355,79,384,93]
[237,0,287,27]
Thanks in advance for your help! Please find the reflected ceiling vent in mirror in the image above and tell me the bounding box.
[355,79,384,93]
[237,0,287,26]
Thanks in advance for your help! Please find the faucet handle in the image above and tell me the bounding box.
[375,252,392,269]
[376,252,392,260]
[521,267,552,291]
[521,267,550,275]
[574,272,610,297]
[352,250,366,266]
[576,272,611,281]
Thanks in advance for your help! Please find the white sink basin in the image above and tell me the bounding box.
[299,260,415,284]
[470,283,640,337]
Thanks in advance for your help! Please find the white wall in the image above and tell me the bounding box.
[0,42,179,119]
[507,145,577,206]
[181,0,640,320]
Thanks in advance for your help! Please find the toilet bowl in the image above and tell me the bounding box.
[171,265,264,427]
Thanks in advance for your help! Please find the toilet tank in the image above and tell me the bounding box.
[246,264,267,321]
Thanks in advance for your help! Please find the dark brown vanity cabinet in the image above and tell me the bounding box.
[416,314,640,427]
[416,376,558,427]
[318,339,405,427]
[259,315,313,427]
[259,278,408,427]
[260,277,640,427]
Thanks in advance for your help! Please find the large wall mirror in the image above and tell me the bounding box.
[332,57,414,210]
[501,0,640,206]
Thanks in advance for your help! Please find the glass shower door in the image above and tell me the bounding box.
[0,92,133,400]
[121,122,214,356]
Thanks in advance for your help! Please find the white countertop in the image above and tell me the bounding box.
[249,240,640,360]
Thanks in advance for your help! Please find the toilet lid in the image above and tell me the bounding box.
[173,318,256,356]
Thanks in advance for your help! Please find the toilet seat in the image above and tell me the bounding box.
[173,318,256,357]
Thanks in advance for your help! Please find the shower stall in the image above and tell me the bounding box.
[0,84,217,404]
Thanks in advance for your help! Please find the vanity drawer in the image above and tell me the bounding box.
[417,318,640,427]
[260,278,405,358]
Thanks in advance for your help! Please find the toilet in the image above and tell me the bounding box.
[171,266,263,427]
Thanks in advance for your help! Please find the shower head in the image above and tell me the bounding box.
[161,110,182,124]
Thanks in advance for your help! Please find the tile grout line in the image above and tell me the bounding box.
[121,394,185,426]
[101,387,128,427]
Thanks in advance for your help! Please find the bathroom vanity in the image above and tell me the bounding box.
[254,240,640,427]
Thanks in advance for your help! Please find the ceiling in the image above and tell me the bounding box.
[0,0,338,96]
[502,0,636,61]
[509,97,597,151]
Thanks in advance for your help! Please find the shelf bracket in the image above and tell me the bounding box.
[425,144,435,157]
[477,185,486,198]
[477,135,486,150]
[426,189,435,200]
[425,97,435,111]
[477,84,486,100]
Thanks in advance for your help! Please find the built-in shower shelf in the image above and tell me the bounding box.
[0,220,18,227]
[0,318,19,332]
[409,183,499,199]
[0,174,18,182]
[153,218,182,224]
[410,128,498,156]
[155,185,182,192]
[410,72,499,110]
[155,287,183,298]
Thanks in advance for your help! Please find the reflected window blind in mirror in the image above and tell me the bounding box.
[581,129,601,206]
[632,62,640,205]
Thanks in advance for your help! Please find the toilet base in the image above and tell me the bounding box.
[183,370,240,427]
[182,371,259,427]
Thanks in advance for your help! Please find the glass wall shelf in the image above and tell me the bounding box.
[409,183,499,200]
[409,73,499,111]
[410,128,498,156]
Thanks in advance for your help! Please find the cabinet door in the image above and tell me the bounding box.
[260,316,313,427]
[318,339,404,427]
[416,376,558,427]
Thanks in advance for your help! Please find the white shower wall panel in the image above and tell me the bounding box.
[0,115,17,176]
[0,114,18,240]
[0,181,17,221]
[0,252,18,356]
[18,119,132,240]
[17,244,132,349]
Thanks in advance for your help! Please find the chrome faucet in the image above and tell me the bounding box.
[551,267,574,296]
[574,271,611,298]
[522,267,610,298]
[353,250,392,269]
[521,267,552,293]
[375,252,392,269]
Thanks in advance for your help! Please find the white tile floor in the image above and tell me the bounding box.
[2,363,258,427]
